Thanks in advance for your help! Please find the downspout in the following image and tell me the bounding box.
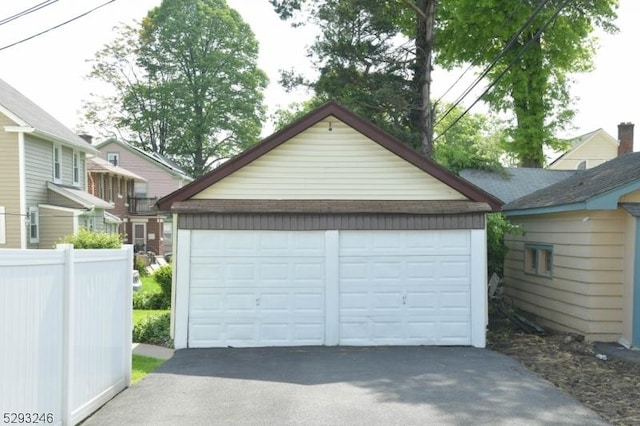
[633,217,640,347]
[18,132,26,249]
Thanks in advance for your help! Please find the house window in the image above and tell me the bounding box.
[524,244,553,277]
[29,207,39,243]
[72,150,80,186]
[53,144,62,183]
[134,182,148,197]
[107,152,119,166]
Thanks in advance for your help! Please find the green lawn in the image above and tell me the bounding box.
[141,274,161,292]
[133,309,170,325]
[131,354,166,384]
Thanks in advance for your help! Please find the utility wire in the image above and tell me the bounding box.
[434,0,551,128]
[0,0,116,53]
[0,0,59,26]
[433,0,572,143]
[434,0,527,105]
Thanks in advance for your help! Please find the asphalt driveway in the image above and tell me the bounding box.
[84,346,608,426]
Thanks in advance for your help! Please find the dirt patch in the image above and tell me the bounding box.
[488,319,640,425]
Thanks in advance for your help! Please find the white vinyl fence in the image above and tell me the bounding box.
[0,244,133,426]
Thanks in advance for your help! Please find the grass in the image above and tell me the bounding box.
[131,354,165,384]
[141,274,161,292]
[133,309,170,325]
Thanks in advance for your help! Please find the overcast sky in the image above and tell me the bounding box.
[0,0,637,142]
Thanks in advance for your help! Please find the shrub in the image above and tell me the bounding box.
[133,290,169,310]
[132,313,172,347]
[487,213,523,278]
[154,264,172,307]
[59,228,123,248]
[134,257,149,277]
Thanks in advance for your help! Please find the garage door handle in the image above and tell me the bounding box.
[402,295,407,305]
[256,297,260,306]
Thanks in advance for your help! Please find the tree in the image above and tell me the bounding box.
[273,0,619,167]
[436,0,618,167]
[432,103,505,174]
[271,0,424,149]
[85,0,268,177]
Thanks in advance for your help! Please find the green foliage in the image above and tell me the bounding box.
[134,257,149,277]
[133,290,169,310]
[436,0,618,166]
[59,228,123,249]
[132,313,172,346]
[487,213,523,278]
[154,264,173,308]
[85,0,268,177]
[433,103,505,173]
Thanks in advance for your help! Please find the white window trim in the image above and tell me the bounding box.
[53,144,62,183]
[107,152,119,166]
[29,206,39,244]
[72,150,80,186]
[524,243,553,278]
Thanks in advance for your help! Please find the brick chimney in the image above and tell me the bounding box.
[78,133,93,145]
[618,122,634,156]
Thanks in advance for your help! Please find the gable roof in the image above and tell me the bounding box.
[87,157,147,182]
[0,78,97,154]
[95,138,192,181]
[504,151,640,215]
[548,128,618,167]
[157,101,501,211]
[459,168,577,204]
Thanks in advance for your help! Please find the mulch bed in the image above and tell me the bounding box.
[487,320,640,425]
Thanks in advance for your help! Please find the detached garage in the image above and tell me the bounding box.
[157,102,500,349]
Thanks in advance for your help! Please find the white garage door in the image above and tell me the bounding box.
[188,231,326,348]
[185,230,473,347]
[339,231,471,345]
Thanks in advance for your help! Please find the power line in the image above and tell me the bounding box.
[434,0,551,129]
[433,0,572,143]
[0,0,59,26]
[0,0,116,53]
[434,0,527,105]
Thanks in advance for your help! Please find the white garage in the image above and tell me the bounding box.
[157,102,500,349]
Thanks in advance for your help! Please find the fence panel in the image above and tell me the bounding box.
[0,245,133,426]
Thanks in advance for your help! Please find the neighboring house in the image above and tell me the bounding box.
[157,101,501,349]
[95,138,192,255]
[462,123,638,347]
[502,146,639,348]
[86,156,147,238]
[0,78,115,249]
[548,124,633,170]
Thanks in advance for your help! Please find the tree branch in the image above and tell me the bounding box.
[401,0,427,21]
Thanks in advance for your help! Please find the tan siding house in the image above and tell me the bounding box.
[548,127,625,170]
[0,78,113,248]
[503,143,640,348]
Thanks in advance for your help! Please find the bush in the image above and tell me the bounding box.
[59,228,123,248]
[487,213,523,278]
[134,257,149,277]
[133,290,169,310]
[154,264,172,306]
[132,313,172,346]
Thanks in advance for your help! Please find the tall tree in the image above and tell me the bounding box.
[273,0,618,167]
[85,0,268,177]
[436,0,618,167]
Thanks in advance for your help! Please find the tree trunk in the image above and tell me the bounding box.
[414,0,437,158]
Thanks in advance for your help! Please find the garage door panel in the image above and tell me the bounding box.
[339,230,470,256]
[191,230,325,257]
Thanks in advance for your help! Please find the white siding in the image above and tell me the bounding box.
[193,118,467,201]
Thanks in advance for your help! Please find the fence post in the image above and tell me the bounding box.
[58,244,74,426]
[123,244,134,387]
